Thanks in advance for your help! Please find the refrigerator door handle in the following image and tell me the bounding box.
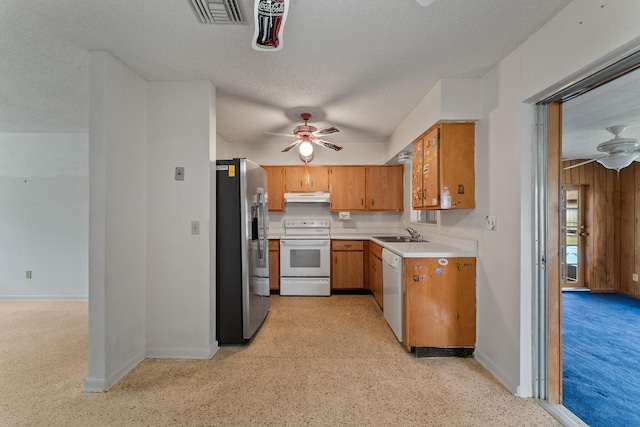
[256,188,267,267]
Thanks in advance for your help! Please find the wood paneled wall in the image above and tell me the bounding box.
[561,160,640,296]
[562,160,620,293]
[619,164,640,297]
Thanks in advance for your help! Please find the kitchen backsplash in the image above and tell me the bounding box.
[268,203,403,234]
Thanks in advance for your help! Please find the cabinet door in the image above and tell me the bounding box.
[369,253,383,308]
[329,166,366,211]
[422,127,440,208]
[367,166,403,211]
[263,166,285,212]
[268,240,280,291]
[440,122,476,209]
[411,139,424,209]
[284,166,307,192]
[307,166,329,192]
[332,251,364,289]
[403,257,476,347]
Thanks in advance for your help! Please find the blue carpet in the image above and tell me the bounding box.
[562,292,640,427]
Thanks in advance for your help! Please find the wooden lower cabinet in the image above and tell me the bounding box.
[402,257,476,347]
[331,240,364,289]
[369,243,383,308]
[269,240,280,291]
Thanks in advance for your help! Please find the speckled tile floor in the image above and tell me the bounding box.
[0,296,561,426]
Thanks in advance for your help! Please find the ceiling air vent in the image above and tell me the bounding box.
[189,0,244,24]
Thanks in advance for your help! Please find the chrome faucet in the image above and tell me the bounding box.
[404,226,422,241]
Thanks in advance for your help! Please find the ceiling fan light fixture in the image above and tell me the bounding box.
[299,141,314,164]
[597,153,639,172]
[299,141,313,156]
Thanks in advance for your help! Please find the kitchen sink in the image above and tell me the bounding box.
[372,236,426,243]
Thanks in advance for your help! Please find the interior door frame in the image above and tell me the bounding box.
[533,48,640,411]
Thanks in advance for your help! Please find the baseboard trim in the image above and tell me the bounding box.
[82,348,145,393]
[146,341,219,359]
[0,295,88,301]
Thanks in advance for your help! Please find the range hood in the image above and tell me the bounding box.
[284,192,330,204]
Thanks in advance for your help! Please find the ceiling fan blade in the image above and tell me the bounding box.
[265,131,297,138]
[281,140,301,152]
[563,157,602,170]
[314,139,343,151]
[313,126,340,137]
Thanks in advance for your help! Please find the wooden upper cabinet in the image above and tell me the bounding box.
[422,127,440,208]
[412,122,475,210]
[411,139,424,208]
[263,166,285,212]
[285,166,306,192]
[285,166,329,192]
[307,167,329,191]
[329,166,367,211]
[367,165,404,211]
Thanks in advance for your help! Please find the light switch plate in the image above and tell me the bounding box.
[191,221,200,235]
[486,215,497,231]
[175,167,185,181]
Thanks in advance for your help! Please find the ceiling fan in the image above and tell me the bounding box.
[564,125,640,172]
[267,113,343,164]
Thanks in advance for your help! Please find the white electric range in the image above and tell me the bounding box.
[279,219,331,296]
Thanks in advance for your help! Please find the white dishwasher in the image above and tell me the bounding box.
[382,248,403,342]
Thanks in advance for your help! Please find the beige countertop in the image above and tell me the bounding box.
[269,230,477,259]
[368,238,476,258]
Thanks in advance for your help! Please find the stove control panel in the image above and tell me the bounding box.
[284,219,330,229]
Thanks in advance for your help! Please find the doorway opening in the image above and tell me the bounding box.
[534,48,640,423]
[561,185,586,289]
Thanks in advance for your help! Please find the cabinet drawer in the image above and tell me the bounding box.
[332,240,364,251]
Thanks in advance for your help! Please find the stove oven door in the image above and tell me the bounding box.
[280,238,331,278]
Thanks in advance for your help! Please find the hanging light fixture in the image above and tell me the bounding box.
[597,152,639,172]
[299,140,314,164]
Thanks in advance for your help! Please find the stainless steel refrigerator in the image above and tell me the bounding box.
[216,158,270,344]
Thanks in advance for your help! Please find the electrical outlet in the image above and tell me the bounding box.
[26,270,32,279]
[633,273,638,282]
[486,215,497,231]
[175,167,185,181]
[191,221,200,235]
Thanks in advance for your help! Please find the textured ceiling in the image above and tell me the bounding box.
[563,67,640,160]
[0,0,572,151]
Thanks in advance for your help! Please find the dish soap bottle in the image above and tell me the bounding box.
[441,186,452,209]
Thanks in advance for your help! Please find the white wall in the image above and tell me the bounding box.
[84,51,148,392]
[216,134,229,159]
[146,81,216,358]
[0,133,88,300]
[385,78,481,161]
